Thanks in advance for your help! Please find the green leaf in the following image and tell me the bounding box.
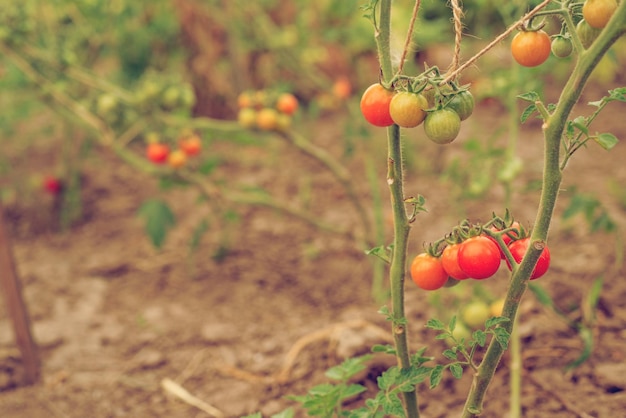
[473,329,487,347]
[365,245,392,264]
[520,104,536,123]
[429,365,444,389]
[443,349,458,360]
[449,363,464,379]
[372,344,396,356]
[426,318,446,331]
[529,283,554,308]
[137,199,176,248]
[493,327,510,350]
[448,315,457,332]
[485,316,510,329]
[583,277,603,324]
[198,157,221,175]
[271,409,295,418]
[343,384,368,399]
[608,87,626,102]
[565,326,594,371]
[570,116,589,134]
[592,132,619,150]
[377,367,398,390]
[241,413,262,418]
[325,355,372,381]
[517,91,540,102]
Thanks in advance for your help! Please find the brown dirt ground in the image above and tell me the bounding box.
[1,87,626,418]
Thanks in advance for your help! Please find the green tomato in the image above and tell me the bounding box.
[551,35,573,58]
[389,92,428,128]
[576,19,602,49]
[424,108,461,144]
[446,90,474,121]
[461,301,491,329]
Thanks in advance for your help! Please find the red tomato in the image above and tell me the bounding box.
[410,253,449,291]
[511,30,551,67]
[457,236,501,280]
[276,93,299,115]
[441,244,469,280]
[178,135,202,157]
[43,175,62,195]
[506,238,551,280]
[147,143,170,164]
[332,77,352,100]
[360,83,395,127]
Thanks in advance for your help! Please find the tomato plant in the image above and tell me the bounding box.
[360,83,395,127]
[510,29,551,67]
[410,253,449,291]
[457,236,501,280]
[582,0,618,29]
[423,108,461,144]
[256,108,280,131]
[506,238,551,280]
[167,149,187,169]
[146,143,170,164]
[389,91,428,128]
[441,243,470,280]
[576,19,602,49]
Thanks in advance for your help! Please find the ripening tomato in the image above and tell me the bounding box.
[238,108,257,128]
[276,93,299,115]
[389,91,428,128]
[511,30,551,67]
[147,143,170,164]
[360,83,395,127]
[168,149,187,169]
[332,77,352,100]
[424,108,461,144]
[583,0,618,29]
[410,253,449,291]
[446,90,475,121]
[178,135,202,156]
[506,238,551,280]
[256,108,280,131]
[43,175,62,195]
[576,19,602,49]
[458,236,501,280]
[237,92,253,109]
[441,243,470,280]
[461,301,491,329]
[551,35,573,58]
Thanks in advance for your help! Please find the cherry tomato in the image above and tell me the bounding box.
[168,149,187,169]
[276,93,299,115]
[446,90,474,121]
[506,238,551,280]
[511,30,551,67]
[238,108,257,128]
[43,175,62,195]
[237,92,253,109]
[551,35,573,58]
[410,253,449,291]
[360,83,395,127]
[147,143,170,164]
[461,301,491,329]
[489,298,505,317]
[424,108,461,144]
[256,108,280,131]
[582,0,617,29]
[576,19,602,49]
[441,243,470,280]
[389,91,428,128]
[457,236,501,280]
[332,77,352,100]
[178,135,202,157]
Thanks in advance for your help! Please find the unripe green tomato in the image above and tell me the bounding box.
[551,36,573,58]
[446,90,475,121]
[237,108,257,128]
[461,301,491,329]
[389,92,428,128]
[576,19,602,49]
[424,108,461,144]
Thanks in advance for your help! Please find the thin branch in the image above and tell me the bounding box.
[397,0,422,75]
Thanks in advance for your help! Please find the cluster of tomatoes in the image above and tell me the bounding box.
[360,82,474,145]
[236,90,299,132]
[145,131,203,169]
[511,0,617,67]
[410,220,551,291]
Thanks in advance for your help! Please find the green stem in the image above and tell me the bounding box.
[375,0,419,416]
[461,4,626,416]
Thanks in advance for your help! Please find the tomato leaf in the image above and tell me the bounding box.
[473,330,487,347]
[592,132,618,150]
[372,344,396,356]
[137,199,176,249]
[517,91,540,102]
[365,245,392,264]
[608,87,626,102]
[485,316,510,329]
[449,363,464,379]
[443,349,458,360]
[325,355,372,381]
[426,318,446,331]
[582,277,603,324]
[570,116,589,134]
[493,327,510,350]
[448,315,457,332]
[271,409,295,418]
[429,365,444,389]
[520,104,536,123]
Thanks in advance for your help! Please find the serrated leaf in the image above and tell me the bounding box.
[137,199,176,248]
[593,132,618,150]
[429,365,444,389]
[517,91,540,102]
[365,245,392,264]
[449,363,464,379]
[571,116,589,134]
[448,315,457,332]
[377,367,399,390]
[520,104,537,123]
[372,344,396,355]
[608,87,626,102]
[494,327,510,350]
[426,318,446,331]
[343,384,368,399]
[485,316,510,329]
[473,329,487,347]
[325,355,372,381]
[443,349,458,360]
